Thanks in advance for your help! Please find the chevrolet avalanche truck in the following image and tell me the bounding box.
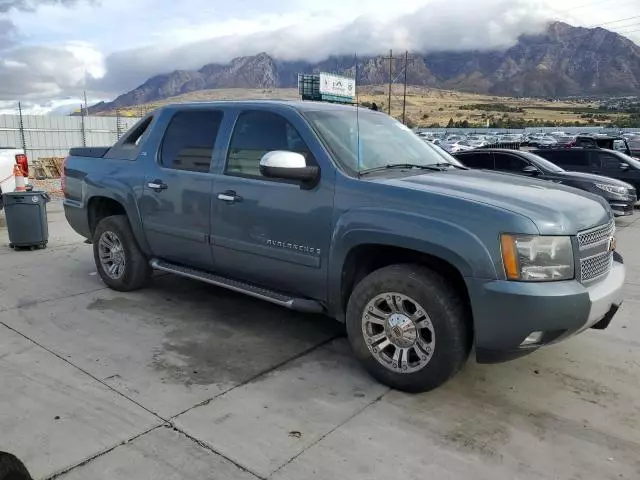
[62,101,625,392]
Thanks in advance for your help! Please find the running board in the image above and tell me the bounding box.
[150,259,324,314]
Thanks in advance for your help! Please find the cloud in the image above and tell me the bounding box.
[93,0,553,95]
[0,0,94,13]
[0,18,18,48]
[0,42,104,101]
[2,0,636,112]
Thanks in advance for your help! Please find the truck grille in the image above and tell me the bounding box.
[580,251,613,283]
[577,220,615,283]
[576,220,614,249]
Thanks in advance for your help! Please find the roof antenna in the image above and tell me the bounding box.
[355,52,362,176]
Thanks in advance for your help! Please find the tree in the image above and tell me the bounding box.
[446,118,455,128]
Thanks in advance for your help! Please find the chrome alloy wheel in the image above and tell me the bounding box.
[98,231,126,280]
[362,292,436,373]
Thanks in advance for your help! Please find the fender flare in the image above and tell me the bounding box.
[84,176,151,254]
[327,208,498,316]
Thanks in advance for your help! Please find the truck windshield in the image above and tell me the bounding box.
[303,109,452,174]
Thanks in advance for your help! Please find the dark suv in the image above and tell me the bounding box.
[455,149,637,216]
[533,147,640,196]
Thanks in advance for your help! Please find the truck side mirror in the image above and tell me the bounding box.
[259,151,319,184]
[522,165,540,175]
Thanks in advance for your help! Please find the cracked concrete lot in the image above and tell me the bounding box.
[1,202,639,479]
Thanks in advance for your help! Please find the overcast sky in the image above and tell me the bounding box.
[0,0,639,114]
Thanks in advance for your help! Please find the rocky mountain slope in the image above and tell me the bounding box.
[88,22,640,114]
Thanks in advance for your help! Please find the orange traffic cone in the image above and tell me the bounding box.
[13,164,26,192]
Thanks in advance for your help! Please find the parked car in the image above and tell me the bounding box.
[0,147,29,210]
[533,147,640,197]
[523,134,556,148]
[454,149,636,216]
[573,135,637,158]
[62,101,625,393]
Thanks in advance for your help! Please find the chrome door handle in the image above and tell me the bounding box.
[217,190,242,203]
[147,180,168,191]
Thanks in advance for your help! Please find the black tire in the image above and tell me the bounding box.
[93,215,151,292]
[0,452,33,480]
[346,264,471,393]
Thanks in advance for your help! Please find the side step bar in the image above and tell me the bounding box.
[150,259,324,314]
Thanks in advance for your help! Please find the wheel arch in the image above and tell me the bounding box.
[85,193,150,254]
[337,244,473,334]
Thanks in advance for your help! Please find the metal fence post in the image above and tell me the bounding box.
[17,102,27,155]
[80,104,87,147]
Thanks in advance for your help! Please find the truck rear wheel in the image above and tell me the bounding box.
[346,264,471,393]
[93,215,151,292]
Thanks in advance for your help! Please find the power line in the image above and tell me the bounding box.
[589,15,640,27]
[617,27,640,35]
[571,0,621,10]
[614,22,640,33]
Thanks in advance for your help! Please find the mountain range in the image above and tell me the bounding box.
[87,22,640,114]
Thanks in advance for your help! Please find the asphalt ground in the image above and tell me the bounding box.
[1,203,639,480]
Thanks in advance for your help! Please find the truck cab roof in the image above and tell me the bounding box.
[157,99,360,114]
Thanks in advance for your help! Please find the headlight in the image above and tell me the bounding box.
[595,183,629,195]
[500,234,574,281]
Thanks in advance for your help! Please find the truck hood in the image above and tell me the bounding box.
[374,169,612,234]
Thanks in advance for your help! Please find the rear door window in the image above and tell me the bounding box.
[160,110,223,173]
[456,152,494,169]
[539,150,586,168]
[494,153,529,172]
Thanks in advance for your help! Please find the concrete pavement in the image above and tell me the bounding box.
[1,202,639,479]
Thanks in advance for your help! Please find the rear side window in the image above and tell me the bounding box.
[123,116,153,147]
[494,153,528,171]
[538,150,586,167]
[226,110,312,178]
[160,110,223,173]
[456,152,493,169]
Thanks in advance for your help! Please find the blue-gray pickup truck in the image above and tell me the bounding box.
[63,101,625,392]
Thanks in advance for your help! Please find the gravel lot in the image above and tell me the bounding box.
[1,202,639,480]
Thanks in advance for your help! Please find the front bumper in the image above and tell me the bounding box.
[609,198,635,216]
[468,260,625,364]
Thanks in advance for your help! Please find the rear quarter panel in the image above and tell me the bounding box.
[63,155,149,251]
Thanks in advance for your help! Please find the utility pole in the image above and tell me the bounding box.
[401,51,415,125]
[83,90,89,115]
[382,49,396,115]
[17,102,27,153]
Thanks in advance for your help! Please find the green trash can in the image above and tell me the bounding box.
[2,191,50,250]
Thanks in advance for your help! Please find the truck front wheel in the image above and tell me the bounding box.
[346,264,471,393]
[93,215,151,292]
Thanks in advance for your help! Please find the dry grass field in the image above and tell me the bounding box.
[103,85,621,128]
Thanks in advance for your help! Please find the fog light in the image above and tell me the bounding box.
[521,331,544,346]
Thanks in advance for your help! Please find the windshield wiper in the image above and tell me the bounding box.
[359,163,447,176]
[433,162,468,170]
